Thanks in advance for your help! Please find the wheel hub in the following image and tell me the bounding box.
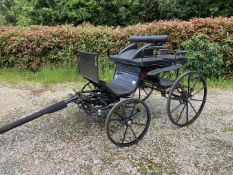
[127,120,133,126]
[180,90,192,103]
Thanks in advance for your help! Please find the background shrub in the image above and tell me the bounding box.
[183,35,229,78]
[0,17,232,77]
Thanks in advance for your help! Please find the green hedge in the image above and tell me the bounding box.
[0,17,232,77]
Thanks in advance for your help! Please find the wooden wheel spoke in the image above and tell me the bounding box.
[177,104,185,123]
[188,101,197,115]
[131,91,136,98]
[131,109,146,119]
[110,124,125,137]
[114,111,125,120]
[143,88,149,95]
[122,126,128,143]
[130,103,136,117]
[110,118,124,123]
[186,103,189,123]
[171,103,183,113]
[192,87,204,96]
[188,74,191,96]
[129,126,137,140]
[133,122,146,126]
[192,77,199,90]
[121,105,127,118]
[190,98,203,102]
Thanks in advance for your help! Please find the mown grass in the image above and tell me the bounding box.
[0,65,115,85]
[0,66,232,88]
[0,66,80,84]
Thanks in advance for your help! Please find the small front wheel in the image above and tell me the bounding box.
[106,98,151,147]
[167,71,207,127]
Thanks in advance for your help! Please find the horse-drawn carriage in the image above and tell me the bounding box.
[0,35,207,147]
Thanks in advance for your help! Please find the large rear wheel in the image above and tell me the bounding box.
[167,71,207,127]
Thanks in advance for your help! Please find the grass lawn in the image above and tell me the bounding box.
[0,66,232,88]
[0,65,115,85]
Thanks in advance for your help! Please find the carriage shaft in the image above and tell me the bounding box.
[0,94,81,134]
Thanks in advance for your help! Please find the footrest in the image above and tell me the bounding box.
[160,79,174,88]
[147,64,182,76]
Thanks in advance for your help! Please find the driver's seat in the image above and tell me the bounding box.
[78,51,140,97]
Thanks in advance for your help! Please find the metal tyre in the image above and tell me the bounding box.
[106,98,151,147]
[167,71,207,127]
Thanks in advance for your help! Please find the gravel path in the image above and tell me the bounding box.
[0,82,232,175]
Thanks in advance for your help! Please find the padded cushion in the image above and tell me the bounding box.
[106,79,135,96]
[130,35,168,43]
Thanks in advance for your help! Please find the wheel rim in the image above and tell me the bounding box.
[106,99,151,147]
[131,82,153,101]
[167,71,207,127]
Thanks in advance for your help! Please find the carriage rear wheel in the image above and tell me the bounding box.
[167,71,207,127]
[106,98,151,147]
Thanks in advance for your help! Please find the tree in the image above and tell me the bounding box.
[0,0,16,24]
[0,0,232,26]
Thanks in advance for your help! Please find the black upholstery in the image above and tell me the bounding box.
[78,51,99,83]
[106,80,136,96]
[78,51,139,97]
[130,35,168,44]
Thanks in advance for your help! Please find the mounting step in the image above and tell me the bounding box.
[159,78,174,88]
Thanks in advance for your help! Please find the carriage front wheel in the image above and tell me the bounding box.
[167,71,207,127]
[106,98,151,147]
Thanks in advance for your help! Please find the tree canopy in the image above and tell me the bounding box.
[0,0,232,26]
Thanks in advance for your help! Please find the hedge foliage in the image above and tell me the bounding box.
[0,17,233,77]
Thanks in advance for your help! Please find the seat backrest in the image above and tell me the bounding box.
[130,35,168,44]
[78,51,99,83]
[113,63,140,87]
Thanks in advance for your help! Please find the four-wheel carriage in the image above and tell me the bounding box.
[78,35,207,146]
[0,35,207,147]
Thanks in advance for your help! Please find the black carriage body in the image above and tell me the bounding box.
[78,35,188,104]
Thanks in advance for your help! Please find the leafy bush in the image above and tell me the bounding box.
[0,17,232,77]
[183,35,229,78]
